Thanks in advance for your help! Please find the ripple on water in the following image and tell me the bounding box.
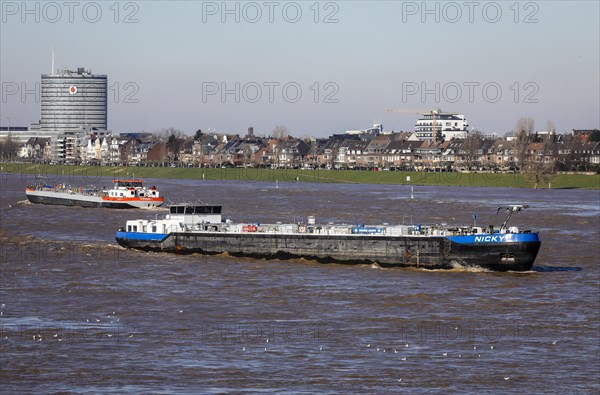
[0,175,598,393]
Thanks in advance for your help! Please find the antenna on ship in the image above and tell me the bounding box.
[497,205,528,232]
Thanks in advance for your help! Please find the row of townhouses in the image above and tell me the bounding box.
[10,129,600,172]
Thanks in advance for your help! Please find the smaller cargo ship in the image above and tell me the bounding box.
[26,178,164,209]
[115,204,541,271]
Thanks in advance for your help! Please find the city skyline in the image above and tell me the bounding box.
[1,1,599,137]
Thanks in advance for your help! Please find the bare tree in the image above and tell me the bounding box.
[271,125,290,139]
[528,135,555,189]
[0,133,20,161]
[463,130,482,170]
[515,117,535,135]
[556,134,582,171]
[513,117,534,172]
[154,127,186,142]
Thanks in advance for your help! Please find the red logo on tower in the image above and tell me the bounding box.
[69,86,77,94]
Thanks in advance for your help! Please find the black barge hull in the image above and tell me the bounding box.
[115,231,541,271]
[27,194,133,209]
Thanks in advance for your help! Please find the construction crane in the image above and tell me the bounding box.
[385,108,457,141]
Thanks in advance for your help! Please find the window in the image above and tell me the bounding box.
[171,205,223,214]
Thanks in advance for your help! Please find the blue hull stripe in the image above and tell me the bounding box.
[116,231,539,245]
[116,231,169,242]
[447,233,540,244]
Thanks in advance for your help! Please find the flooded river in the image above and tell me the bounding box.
[1,172,599,393]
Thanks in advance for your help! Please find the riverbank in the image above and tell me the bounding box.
[2,163,599,189]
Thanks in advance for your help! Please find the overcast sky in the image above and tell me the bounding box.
[1,1,598,137]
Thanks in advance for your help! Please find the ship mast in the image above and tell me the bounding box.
[497,205,528,232]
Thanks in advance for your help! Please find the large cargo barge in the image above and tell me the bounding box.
[26,179,164,209]
[115,204,541,271]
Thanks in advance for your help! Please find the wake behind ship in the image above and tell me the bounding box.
[115,204,541,271]
[26,178,164,209]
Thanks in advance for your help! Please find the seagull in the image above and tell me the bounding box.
[377,347,380,351]
[442,352,447,356]
[490,346,494,350]
[405,343,409,348]
[398,379,402,383]
[473,346,477,350]
[504,377,510,380]
[367,344,371,348]
[242,347,246,351]
[266,338,269,343]
[320,346,323,351]
[107,334,113,337]
[401,357,407,361]
[178,309,184,313]
[552,341,557,345]
[394,349,398,354]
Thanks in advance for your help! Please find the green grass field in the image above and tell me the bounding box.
[3,163,599,189]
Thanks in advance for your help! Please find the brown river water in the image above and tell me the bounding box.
[1,171,599,393]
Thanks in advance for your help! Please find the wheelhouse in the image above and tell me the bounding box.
[169,204,222,215]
